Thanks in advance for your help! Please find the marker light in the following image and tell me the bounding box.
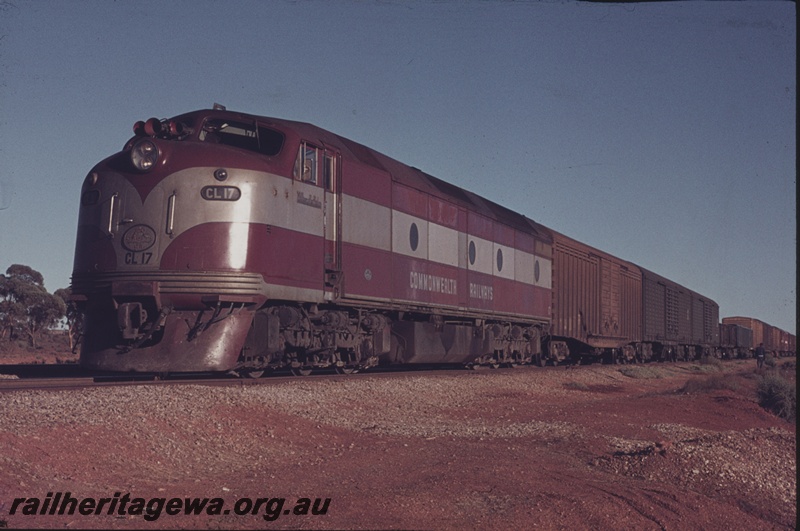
[143,117,163,136]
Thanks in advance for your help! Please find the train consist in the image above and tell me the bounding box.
[720,316,795,359]
[70,107,795,374]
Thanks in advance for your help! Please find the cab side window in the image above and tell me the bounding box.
[293,143,318,184]
[324,153,335,191]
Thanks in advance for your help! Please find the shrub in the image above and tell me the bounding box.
[689,364,721,374]
[564,381,589,391]
[757,373,796,423]
[619,366,663,379]
[699,355,723,369]
[681,374,740,394]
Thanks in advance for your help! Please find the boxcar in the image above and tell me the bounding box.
[640,268,719,361]
[719,323,753,358]
[547,230,642,363]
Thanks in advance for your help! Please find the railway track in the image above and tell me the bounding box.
[0,363,263,392]
[0,363,476,392]
[2,356,771,393]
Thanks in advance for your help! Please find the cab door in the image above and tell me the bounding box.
[323,150,343,300]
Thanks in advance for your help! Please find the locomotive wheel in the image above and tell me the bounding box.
[335,366,359,375]
[246,370,264,379]
[292,368,313,376]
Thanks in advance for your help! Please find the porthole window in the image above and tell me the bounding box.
[468,240,476,265]
[496,249,503,272]
[409,223,419,251]
[534,260,540,283]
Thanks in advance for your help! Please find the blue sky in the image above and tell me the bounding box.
[0,1,795,334]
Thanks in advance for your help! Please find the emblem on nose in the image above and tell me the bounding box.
[122,224,156,252]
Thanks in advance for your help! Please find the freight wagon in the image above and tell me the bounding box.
[719,323,753,359]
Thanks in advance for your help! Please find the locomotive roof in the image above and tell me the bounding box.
[180,108,553,243]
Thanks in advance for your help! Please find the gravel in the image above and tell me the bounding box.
[1,361,795,529]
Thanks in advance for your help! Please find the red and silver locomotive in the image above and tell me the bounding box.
[72,106,553,374]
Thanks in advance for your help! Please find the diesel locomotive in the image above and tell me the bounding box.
[70,106,791,375]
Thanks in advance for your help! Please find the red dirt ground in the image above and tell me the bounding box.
[0,349,795,530]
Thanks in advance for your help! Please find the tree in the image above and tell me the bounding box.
[0,265,67,349]
[54,287,83,353]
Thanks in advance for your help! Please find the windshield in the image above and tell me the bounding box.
[200,118,284,156]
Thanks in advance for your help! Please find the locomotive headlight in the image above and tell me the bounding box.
[130,139,159,171]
